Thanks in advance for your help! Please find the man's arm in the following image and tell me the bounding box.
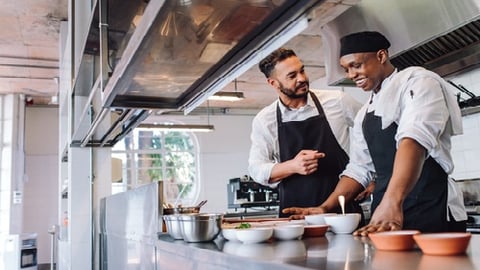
[269,150,325,183]
[354,137,426,235]
[282,175,364,218]
[318,175,365,211]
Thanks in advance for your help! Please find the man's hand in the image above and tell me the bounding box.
[282,206,326,220]
[269,150,325,183]
[353,198,403,236]
[291,150,325,175]
[354,181,375,201]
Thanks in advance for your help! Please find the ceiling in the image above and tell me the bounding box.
[0,0,359,111]
[0,0,68,104]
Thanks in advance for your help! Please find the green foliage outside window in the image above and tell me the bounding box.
[112,128,199,205]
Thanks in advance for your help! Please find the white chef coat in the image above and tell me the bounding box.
[248,89,362,187]
[342,67,466,221]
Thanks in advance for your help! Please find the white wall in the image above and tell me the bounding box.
[0,94,25,236]
[24,106,59,264]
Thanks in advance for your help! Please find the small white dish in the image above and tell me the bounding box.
[236,227,273,244]
[323,213,361,234]
[273,224,304,240]
[304,213,335,225]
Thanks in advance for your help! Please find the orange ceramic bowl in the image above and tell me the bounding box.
[413,233,471,256]
[369,230,420,251]
[303,225,329,237]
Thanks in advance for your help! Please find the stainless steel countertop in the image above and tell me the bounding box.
[157,232,480,270]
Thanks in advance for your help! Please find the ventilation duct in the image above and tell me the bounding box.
[321,0,480,86]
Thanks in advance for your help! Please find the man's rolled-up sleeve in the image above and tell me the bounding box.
[341,106,375,188]
[248,116,279,188]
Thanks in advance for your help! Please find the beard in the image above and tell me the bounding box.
[279,81,310,99]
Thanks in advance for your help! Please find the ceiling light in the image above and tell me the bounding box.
[139,123,214,132]
[208,91,245,101]
[208,79,245,101]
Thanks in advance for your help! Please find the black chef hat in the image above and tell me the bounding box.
[340,31,391,57]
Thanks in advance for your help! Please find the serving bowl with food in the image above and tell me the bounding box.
[236,227,274,244]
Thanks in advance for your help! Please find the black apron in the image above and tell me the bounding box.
[362,111,448,232]
[277,92,361,218]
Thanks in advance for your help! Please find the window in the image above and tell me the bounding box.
[112,128,200,206]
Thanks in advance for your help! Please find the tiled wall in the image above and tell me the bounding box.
[314,68,480,180]
[448,68,480,180]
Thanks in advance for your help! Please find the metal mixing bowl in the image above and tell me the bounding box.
[163,214,184,240]
[179,213,223,242]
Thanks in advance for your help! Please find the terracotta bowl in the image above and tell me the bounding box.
[413,232,471,256]
[369,230,420,251]
[303,225,329,237]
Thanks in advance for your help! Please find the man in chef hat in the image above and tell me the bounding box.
[283,31,467,235]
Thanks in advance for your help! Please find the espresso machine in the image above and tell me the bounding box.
[227,176,279,210]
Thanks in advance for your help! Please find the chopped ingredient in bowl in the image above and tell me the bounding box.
[235,223,252,229]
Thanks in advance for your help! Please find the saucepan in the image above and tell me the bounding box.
[163,200,207,215]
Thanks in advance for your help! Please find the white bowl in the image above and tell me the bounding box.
[323,213,361,234]
[273,224,304,240]
[327,234,364,262]
[274,240,307,261]
[221,228,239,241]
[304,213,335,225]
[235,243,275,259]
[236,227,273,244]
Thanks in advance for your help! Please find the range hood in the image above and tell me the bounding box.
[101,0,326,113]
[72,0,348,147]
[321,0,480,86]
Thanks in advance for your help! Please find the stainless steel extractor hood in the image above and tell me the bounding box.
[101,0,326,113]
[321,0,480,86]
[72,0,347,147]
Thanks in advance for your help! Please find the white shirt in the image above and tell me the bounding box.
[248,89,362,187]
[342,68,466,221]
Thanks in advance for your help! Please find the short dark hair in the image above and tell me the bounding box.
[258,48,297,78]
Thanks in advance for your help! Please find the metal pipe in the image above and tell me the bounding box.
[48,225,57,270]
[0,55,58,62]
[0,63,58,69]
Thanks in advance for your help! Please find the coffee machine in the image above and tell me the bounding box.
[227,176,279,210]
